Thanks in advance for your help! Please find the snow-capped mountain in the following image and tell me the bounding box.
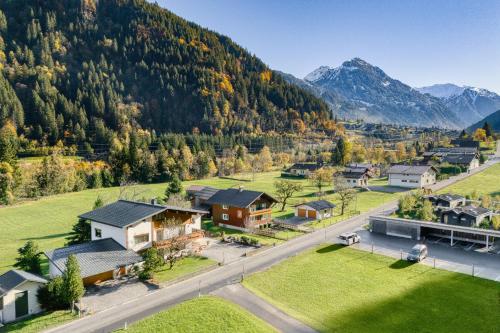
[298,58,463,128]
[417,84,500,125]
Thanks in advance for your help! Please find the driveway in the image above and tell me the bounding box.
[213,284,317,333]
[366,185,409,193]
[82,278,157,313]
[278,216,314,226]
[201,239,256,264]
[354,229,500,281]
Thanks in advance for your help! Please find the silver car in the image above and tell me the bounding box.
[407,244,428,262]
[338,232,361,246]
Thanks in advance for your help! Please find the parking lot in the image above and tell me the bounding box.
[350,229,500,282]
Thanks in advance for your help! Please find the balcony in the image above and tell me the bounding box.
[153,230,205,249]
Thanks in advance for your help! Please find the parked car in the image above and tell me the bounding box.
[338,232,360,246]
[407,244,428,262]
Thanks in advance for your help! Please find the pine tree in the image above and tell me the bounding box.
[165,174,182,199]
[66,218,91,246]
[14,240,41,274]
[482,122,493,138]
[62,254,84,312]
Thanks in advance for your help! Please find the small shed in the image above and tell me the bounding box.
[295,200,336,219]
[0,270,47,324]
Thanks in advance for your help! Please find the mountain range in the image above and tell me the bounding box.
[416,84,500,126]
[281,59,500,129]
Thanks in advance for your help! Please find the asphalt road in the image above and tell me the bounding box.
[45,157,499,333]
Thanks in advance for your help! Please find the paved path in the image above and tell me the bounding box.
[213,284,317,333]
[44,159,498,333]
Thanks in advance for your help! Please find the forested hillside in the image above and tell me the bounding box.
[0,0,331,145]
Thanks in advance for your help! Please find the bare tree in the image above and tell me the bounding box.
[334,175,356,215]
[274,180,303,211]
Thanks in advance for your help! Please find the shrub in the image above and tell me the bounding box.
[37,276,67,310]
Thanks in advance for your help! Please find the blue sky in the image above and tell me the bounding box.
[158,0,500,93]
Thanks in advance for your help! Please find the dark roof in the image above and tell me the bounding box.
[342,170,369,179]
[79,200,207,228]
[443,205,491,218]
[388,164,436,175]
[186,185,220,201]
[0,270,47,297]
[45,238,142,279]
[288,163,322,171]
[296,200,336,211]
[429,193,465,202]
[206,188,277,208]
[442,154,477,165]
[347,163,374,169]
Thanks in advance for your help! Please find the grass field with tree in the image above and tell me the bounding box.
[243,245,500,333]
[0,171,398,273]
[437,163,500,197]
[114,296,276,333]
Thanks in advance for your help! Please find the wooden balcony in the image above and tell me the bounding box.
[152,230,205,249]
[249,208,272,216]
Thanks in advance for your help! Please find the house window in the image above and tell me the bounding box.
[222,204,229,210]
[95,228,102,238]
[0,296,3,310]
[134,234,149,245]
[237,210,242,218]
[222,213,229,221]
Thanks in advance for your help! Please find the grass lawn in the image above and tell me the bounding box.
[0,171,401,273]
[153,256,216,283]
[243,245,500,333]
[114,296,276,333]
[437,163,500,197]
[0,311,75,333]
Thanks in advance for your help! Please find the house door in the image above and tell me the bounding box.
[15,291,28,318]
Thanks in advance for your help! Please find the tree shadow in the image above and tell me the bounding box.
[316,244,344,253]
[320,276,500,333]
[21,233,69,240]
[389,260,415,269]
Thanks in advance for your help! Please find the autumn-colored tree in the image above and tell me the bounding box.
[310,167,334,195]
[473,128,487,141]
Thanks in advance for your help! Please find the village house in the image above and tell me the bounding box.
[387,165,437,188]
[295,200,336,219]
[206,187,278,231]
[425,193,466,210]
[186,185,220,210]
[341,166,372,188]
[44,200,209,286]
[422,147,479,171]
[440,206,493,228]
[284,163,323,178]
[441,154,480,172]
[79,199,208,252]
[0,270,47,324]
[45,239,143,286]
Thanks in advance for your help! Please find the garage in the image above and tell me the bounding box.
[294,200,335,220]
[370,215,500,247]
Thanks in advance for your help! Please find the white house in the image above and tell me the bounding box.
[0,270,47,324]
[79,200,208,252]
[387,165,437,188]
[295,200,336,220]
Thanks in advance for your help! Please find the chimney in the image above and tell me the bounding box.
[151,198,157,205]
